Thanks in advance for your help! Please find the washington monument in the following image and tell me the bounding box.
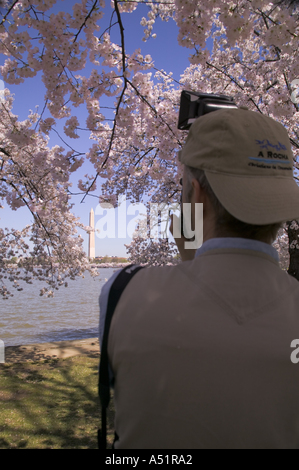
[88,208,95,259]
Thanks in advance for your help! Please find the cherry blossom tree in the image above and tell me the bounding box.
[0,89,97,298]
[125,208,180,265]
[125,234,180,266]
[0,0,299,296]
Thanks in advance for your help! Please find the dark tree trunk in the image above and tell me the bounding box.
[286,220,299,281]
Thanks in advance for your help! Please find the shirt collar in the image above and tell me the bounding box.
[195,237,279,263]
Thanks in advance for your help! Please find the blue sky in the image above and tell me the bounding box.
[0,1,194,257]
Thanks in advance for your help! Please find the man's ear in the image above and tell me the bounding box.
[191,177,204,203]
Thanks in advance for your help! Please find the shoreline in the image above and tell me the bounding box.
[3,337,100,364]
[6,263,131,268]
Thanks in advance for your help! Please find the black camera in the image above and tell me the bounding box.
[178,90,237,131]
[177,90,237,241]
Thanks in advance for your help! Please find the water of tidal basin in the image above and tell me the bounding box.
[0,268,118,346]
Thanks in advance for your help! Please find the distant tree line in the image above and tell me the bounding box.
[93,256,129,264]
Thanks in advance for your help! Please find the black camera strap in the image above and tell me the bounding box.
[98,264,145,449]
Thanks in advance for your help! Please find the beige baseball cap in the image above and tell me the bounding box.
[178,107,299,224]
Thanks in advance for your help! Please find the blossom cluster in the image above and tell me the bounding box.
[0,92,98,298]
[125,235,180,267]
[124,207,180,266]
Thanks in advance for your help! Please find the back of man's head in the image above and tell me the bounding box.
[179,107,299,242]
[185,165,282,244]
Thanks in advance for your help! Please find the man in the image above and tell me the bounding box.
[99,107,299,449]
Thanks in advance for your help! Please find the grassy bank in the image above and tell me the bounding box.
[0,355,115,449]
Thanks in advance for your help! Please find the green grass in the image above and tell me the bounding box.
[0,356,115,449]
